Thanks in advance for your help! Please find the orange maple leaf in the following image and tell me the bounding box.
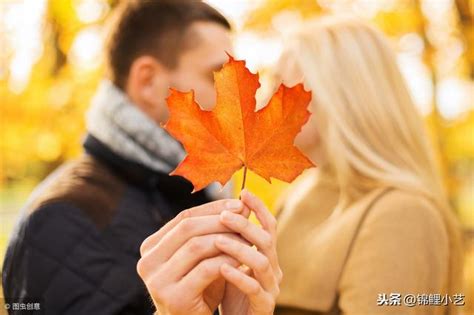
[163,55,315,192]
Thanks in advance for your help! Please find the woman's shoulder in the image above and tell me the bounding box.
[363,188,448,241]
[371,188,441,217]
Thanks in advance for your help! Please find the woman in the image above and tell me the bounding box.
[273,16,464,315]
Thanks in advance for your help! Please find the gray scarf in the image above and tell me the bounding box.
[86,80,230,199]
[86,80,184,173]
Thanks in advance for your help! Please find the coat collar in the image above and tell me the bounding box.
[82,133,211,205]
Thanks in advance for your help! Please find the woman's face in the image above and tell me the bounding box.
[275,54,323,165]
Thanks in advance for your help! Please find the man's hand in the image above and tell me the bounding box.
[137,198,250,315]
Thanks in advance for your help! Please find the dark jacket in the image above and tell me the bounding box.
[2,134,213,315]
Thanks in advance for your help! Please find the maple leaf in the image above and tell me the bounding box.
[163,55,315,193]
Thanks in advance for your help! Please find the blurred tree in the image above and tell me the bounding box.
[455,0,474,78]
[0,0,472,224]
[244,0,322,31]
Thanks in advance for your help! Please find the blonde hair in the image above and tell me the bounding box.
[282,15,463,313]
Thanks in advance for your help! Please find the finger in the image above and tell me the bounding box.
[215,235,277,295]
[220,263,276,314]
[219,210,279,273]
[179,254,240,294]
[241,204,251,219]
[241,189,277,236]
[140,199,244,256]
[219,210,271,252]
[139,215,233,277]
[161,233,250,281]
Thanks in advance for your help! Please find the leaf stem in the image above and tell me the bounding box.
[239,166,248,200]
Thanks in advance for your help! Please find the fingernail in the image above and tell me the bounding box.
[225,199,242,211]
[216,235,230,246]
[221,210,235,222]
[221,263,232,273]
[243,189,253,198]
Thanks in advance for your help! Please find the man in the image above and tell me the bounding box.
[2,1,233,314]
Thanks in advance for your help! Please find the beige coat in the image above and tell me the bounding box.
[274,168,453,315]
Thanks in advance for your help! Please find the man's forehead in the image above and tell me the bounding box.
[190,21,230,40]
[181,21,229,50]
[179,21,232,68]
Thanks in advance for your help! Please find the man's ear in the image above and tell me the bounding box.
[126,56,161,103]
[125,56,170,123]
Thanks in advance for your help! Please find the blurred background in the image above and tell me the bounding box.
[0,0,472,310]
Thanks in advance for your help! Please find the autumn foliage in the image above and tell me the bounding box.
[163,55,314,192]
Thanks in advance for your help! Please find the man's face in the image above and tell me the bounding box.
[169,22,233,112]
[128,21,232,124]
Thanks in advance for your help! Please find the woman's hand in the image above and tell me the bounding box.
[218,189,283,315]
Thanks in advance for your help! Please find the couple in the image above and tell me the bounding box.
[2,1,463,315]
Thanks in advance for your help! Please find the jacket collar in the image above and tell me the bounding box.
[82,133,211,204]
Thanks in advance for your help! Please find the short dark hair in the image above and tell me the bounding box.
[105,0,231,89]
